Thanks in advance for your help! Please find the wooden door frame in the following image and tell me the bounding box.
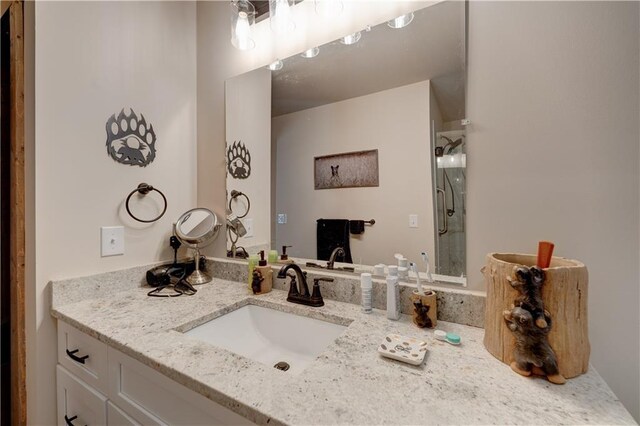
[3,1,26,424]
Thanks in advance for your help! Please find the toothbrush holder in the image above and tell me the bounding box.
[482,252,589,379]
[410,290,437,328]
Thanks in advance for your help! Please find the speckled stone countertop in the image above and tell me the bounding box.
[50,269,635,425]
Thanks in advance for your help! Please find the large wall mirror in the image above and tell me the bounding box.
[225,0,467,284]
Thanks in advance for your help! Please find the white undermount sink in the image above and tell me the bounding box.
[183,304,348,374]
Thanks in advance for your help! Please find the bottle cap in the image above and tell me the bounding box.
[388,265,398,276]
[258,250,267,266]
[360,273,372,289]
[446,332,461,345]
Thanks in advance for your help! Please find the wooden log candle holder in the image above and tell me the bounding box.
[483,253,589,379]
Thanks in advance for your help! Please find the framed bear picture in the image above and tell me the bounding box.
[314,149,379,190]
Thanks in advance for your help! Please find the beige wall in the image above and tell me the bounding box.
[225,68,272,253]
[31,2,197,423]
[466,1,640,420]
[273,81,436,266]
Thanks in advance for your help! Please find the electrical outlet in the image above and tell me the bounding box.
[277,213,287,224]
[409,214,419,228]
[101,226,124,257]
[244,218,254,238]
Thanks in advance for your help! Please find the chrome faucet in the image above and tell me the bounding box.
[327,247,346,270]
[277,263,332,307]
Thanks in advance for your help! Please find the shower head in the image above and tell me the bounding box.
[440,135,466,154]
[446,139,463,154]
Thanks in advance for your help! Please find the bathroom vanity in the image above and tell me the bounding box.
[50,260,634,425]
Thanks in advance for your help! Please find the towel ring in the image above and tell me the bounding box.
[228,190,250,219]
[126,183,168,223]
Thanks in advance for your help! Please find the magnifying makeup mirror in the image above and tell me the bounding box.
[174,208,221,285]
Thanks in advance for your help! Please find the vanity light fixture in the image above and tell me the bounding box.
[301,47,320,58]
[267,59,284,71]
[230,0,256,51]
[269,0,296,34]
[314,0,343,17]
[387,13,414,29]
[340,31,362,45]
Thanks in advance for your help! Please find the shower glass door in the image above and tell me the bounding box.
[432,130,466,278]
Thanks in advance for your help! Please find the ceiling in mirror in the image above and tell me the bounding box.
[271,1,465,119]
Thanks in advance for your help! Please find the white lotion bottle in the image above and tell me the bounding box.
[360,273,373,313]
[386,275,400,320]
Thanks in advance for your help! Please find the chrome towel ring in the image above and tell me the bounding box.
[126,183,167,223]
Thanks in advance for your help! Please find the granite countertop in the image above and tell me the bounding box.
[50,269,635,425]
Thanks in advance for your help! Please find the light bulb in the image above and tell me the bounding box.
[301,47,319,58]
[233,12,254,50]
[315,0,343,17]
[270,0,295,33]
[388,13,414,29]
[267,59,284,71]
[231,1,255,51]
[340,32,362,45]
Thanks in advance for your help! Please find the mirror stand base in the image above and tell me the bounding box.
[187,269,212,285]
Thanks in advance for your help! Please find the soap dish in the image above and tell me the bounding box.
[378,334,427,365]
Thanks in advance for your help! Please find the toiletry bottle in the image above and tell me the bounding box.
[253,250,273,294]
[248,254,259,289]
[278,245,294,264]
[268,249,278,264]
[360,273,373,314]
[386,275,401,320]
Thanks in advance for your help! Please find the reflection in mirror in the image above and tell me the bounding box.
[175,208,221,285]
[225,1,466,284]
[178,209,216,240]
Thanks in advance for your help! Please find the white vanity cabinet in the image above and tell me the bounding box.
[56,321,253,426]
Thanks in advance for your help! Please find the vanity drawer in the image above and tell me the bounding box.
[58,321,109,394]
[107,347,253,425]
[57,365,107,426]
[107,401,139,426]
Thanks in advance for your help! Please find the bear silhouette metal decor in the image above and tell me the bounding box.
[227,141,252,179]
[106,108,157,167]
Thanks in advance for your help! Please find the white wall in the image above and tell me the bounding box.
[225,68,272,254]
[466,1,640,420]
[273,81,436,265]
[31,2,197,423]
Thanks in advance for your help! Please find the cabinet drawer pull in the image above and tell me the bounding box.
[66,349,89,364]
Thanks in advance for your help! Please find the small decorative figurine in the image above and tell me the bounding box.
[503,306,566,384]
[251,269,264,294]
[412,299,433,328]
[507,266,548,328]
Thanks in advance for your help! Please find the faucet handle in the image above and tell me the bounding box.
[311,278,330,307]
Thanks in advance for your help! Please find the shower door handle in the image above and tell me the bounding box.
[437,188,447,235]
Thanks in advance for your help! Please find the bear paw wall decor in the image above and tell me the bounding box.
[227,141,251,179]
[106,108,157,167]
